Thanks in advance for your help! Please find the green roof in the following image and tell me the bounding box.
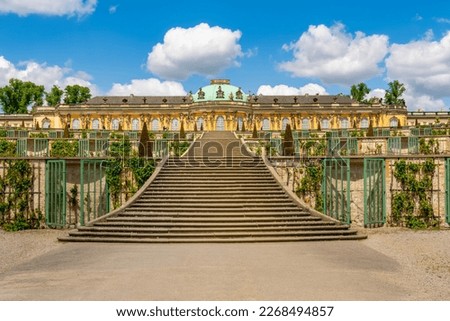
[192,79,248,102]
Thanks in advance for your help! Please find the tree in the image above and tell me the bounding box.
[63,123,70,138]
[283,123,294,156]
[241,121,246,132]
[384,80,406,105]
[46,85,64,106]
[64,85,91,104]
[193,121,198,132]
[0,78,44,114]
[367,119,374,137]
[179,121,186,139]
[138,122,152,158]
[252,123,258,138]
[350,83,370,103]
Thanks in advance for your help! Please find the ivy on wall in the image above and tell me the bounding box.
[0,160,42,231]
[296,160,323,212]
[392,159,438,228]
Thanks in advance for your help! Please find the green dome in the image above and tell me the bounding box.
[192,79,248,102]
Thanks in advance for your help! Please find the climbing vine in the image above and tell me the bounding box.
[392,159,438,228]
[105,135,156,209]
[0,160,43,231]
[296,160,323,212]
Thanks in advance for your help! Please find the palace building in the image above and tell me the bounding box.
[13,79,409,131]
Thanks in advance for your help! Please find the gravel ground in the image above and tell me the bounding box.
[1,227,449,300]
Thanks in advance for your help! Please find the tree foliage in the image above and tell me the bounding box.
[384,80,406,105]
[0,79,44,114]
[350,83,370,103]
[63,85,91,104]
[46,85,64,106]
[283,123,294,156]
[138,122,151,158]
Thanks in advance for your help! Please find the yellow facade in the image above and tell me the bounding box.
[31,80,407,132]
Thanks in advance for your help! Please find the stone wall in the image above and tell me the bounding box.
[271,156,448,228]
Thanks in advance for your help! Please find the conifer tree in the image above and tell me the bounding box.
[283,123,294,156]
[367,119,374,137]
[241,122,246,132]
[63,123,70,138]
[179,121,185,139]
[252,123,258,138]
[139,122,151,157]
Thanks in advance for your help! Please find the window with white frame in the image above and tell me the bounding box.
[340,118,349,129]
[262,118,270,130]
[131,118,139,131]
[302,118,310,130]
[151,119,159,131]
[321,118,329,129]
[111,119,120,130]
[360,118,369,129]
[171,118,179,130]
[282,117,289,130]
[72,119,80,130]
[92,119,100,130]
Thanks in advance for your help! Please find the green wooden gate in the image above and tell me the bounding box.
[408,136,419,154]
[387,137,401,155]
[80,159,110,225]
[322,158,351,224]
[364,159,386,227]
[45,160,66,227]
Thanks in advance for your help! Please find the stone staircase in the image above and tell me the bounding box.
[59,132,366,243]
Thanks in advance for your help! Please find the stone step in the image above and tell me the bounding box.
[77,225,349,233]
[141,192,288,197]
[131,199,296,205]
[59,132,366,243]
[66,229,359,239]
[108,216,321,222]
[59,234,367,243]
[94,220,337,228]
[122,206,304,213]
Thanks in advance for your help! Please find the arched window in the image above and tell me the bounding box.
[196,117,204,131]
[301,118,310,130]
[92,119,100,130]
[237,117,243,131]
[216,116,225,131]
[151,119,159,131]
[171,118,179,131]
[340,118,349,129]
[262,118,270,130]
[131,118,139,131]
[282,117,289,130]
[390,117,398,128]
[360,118,369,129]
[42,118,50,129]
[321,119,329,129]
[72,119,80,130]
[111,119,120,130]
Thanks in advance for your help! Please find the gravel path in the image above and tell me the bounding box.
[0,227,449,300]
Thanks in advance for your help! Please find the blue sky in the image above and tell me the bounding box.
[1,0,450,110]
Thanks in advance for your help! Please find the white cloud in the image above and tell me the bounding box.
[257,83,327,95]
[147,23,243,80]
[279,23,389,85]
[386,31,450,109]
[0,55,99,95]
[435,17,450,24]
[0,0,97,17]
[108,78,186,96]
[109,5,118,14]
[367,88,385,99]
[403,91,447,111]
